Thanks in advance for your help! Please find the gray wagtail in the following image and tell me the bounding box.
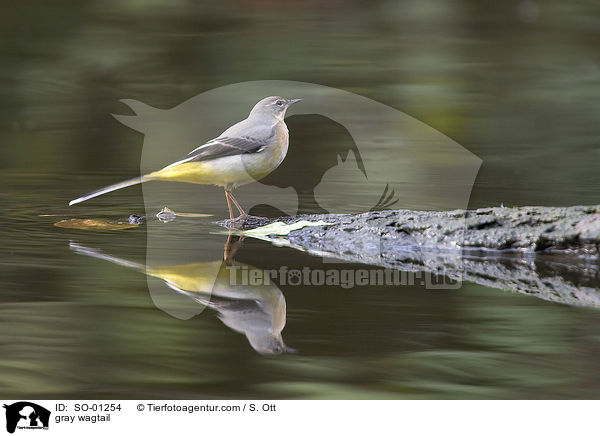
[69,96,301,219]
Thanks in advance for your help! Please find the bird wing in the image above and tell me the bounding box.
[163,135,270,169]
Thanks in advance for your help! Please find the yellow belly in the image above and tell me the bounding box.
[148,155,255,187]
[147,135,288,188]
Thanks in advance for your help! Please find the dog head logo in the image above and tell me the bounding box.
[3,402,50,434]
[108,81,481,319]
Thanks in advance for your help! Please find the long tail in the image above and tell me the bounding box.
[69,242,146,271]
[69,176,149,206]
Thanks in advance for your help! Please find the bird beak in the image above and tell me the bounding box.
[287,98,302,105]
[283,345,298,354]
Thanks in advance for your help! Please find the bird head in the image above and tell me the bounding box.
[246,331,297,355]
[249,96,302,121]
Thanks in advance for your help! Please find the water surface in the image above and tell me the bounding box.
[2,0,600,399]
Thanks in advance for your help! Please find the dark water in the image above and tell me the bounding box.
[2,1,600,399]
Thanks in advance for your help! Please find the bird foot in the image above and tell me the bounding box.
[223,214,269,230]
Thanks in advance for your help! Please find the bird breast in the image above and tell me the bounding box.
[238,121,289,184]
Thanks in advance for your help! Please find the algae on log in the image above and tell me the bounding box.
[220,205,600,308]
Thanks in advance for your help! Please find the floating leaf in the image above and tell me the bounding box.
[242,220,332,237]
[54,218,139,231]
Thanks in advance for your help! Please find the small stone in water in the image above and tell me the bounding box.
[129,214,146,225]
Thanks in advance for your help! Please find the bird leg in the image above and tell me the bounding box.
[223,232,245,262]
[223,190,267,230]
[224,190,235,220]
[227,191,247,217]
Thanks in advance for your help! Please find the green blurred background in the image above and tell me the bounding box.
[2,0,599,206]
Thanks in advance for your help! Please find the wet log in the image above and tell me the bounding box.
[220,205,600,308]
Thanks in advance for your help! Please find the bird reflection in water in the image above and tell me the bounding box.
[70,234,294,355]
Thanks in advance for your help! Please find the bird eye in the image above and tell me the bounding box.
[276,100,284,106]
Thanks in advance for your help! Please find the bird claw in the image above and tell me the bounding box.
[223,214,269,230]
